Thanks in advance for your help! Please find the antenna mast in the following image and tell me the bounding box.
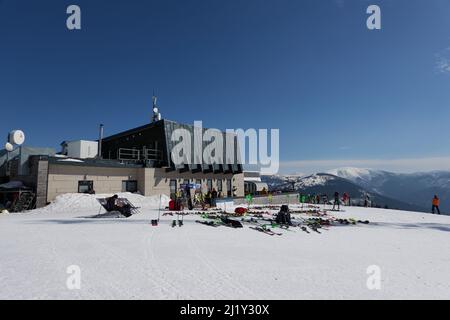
[151,93,162,122]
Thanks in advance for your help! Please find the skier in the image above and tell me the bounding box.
[316,194,321,204]
[432,195,441,215]
[332,191,340,211]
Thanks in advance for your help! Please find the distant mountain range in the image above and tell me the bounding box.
[328,168,450,214]
[262,168,450,214]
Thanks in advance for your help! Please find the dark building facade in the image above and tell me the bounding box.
[101,119,243,174]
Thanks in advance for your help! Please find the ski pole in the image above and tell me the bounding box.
[158,194,161,222]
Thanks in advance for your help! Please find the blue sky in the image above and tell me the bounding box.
[1,0,450,174]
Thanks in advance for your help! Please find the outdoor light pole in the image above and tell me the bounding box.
[5,149,10,176]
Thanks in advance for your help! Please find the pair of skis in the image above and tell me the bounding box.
[249,226,282,236]
[243,217,314,235]
[196,216,244,229]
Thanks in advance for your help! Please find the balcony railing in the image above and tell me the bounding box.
[117,148,162,162]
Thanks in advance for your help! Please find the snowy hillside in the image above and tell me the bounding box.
[329,167,450,213]
[294,174,334,189]
[262,173,425,212]
[1,195,450,299]
[327,167,390,191]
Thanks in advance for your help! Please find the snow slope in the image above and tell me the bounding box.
[1,195,450,299]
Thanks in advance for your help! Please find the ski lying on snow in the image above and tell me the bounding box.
[195,220,220,227]
[249,226,282,236]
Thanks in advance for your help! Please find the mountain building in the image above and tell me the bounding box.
[0,100,244,209]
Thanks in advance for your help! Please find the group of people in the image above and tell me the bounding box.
[298,191,367,210]
[331,192,442,214]
[175,186,230,210]
[296,191,443,215]
[297,192,351,209]
[203,188,220,207]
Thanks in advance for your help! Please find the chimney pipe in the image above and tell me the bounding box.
[98,124,104,159]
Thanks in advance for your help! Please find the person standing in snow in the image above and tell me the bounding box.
[211,188,218,207]
[322,194,328,206]
[364,193,370,207]
[432,195,441,215]
[342,192,349,206]
[204,191,212,207]
[332,191,340,211]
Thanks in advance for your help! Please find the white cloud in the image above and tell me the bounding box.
[280,156,450,175]
[435,47,450,74]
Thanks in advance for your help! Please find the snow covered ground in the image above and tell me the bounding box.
[1,193,450,300]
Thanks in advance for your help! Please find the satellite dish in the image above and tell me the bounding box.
[9,130,25,145]
[153,107,159,113]
[5,142,13,152]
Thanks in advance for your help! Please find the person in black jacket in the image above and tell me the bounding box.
[211,188,218,207]
[276,205,292,225]
[332,191,340,211]
[105,195,132,217]
[106,195,119,212]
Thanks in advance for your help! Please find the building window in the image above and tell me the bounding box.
[207,179,213,192]
[170,179,177,199]
[227,179,232,197]
[78,181,93,194]
[122,180,138,193]
[217,179,223,192]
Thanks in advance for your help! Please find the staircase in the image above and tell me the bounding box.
[11,192,35,212]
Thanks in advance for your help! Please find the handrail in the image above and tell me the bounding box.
[118,148,162,161]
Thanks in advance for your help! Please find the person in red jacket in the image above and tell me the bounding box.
[342,192,349,206]
[432,195,441,215]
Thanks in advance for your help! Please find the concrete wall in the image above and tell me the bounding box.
[46,164,245,203]
[66,140,98,159]
[32,158,49,208]
[47,164,140,202]
[8,157,49,208]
